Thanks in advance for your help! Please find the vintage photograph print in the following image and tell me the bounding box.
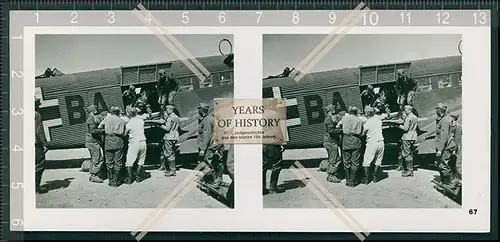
[262,34,463,208]
[34,34,235,209]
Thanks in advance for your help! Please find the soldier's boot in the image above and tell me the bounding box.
[135,165,146,183]
[402,158,414,177]
[348,167,359,187]
[164,158,176,177]
[395,156,404,171]
[262,171,269,195]
[35,170,48,194]
[344,167,352,187]
[373,165,382,183]
[361,166,371,185]
[89,174,104,183]
[450,175,462,189]
[108,169,122,187]
[106,169,113,182]
[269,169,285,194]
[212,163,224,187]
[327,174,342,183]
[124,166,135,185]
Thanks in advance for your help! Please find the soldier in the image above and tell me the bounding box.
[197,103,225,187]
[434,103,460,187]
[98,106,127,187]
[397,105,419,177]
[263,144,285,194]
[361,85,377,108]
[122,85,138,108]
[450,113,462,179]
[395,69,418,110]
[323,104,343,183]
[123,107,148,184]
[85,105,106,183]
[35,98,48,194]
[226,144,235,208]
[157,69,180,116]
[146,105,180,176]
[361,106,385,184]
[337,106,364,187]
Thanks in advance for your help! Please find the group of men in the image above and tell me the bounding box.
[261,69,462,194]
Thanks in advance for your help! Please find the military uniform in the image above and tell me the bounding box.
[435,104,460,186]
[450,114,462,179]
[395,71,418,107]
[225,144,235,208]
[262,144,285,194]
[162,109,180,177]
[85,105,106,183]
[339,112,364,187]
[99,112,127,187]
[323,105,343,183]
[157,74,180,114]
[197,104,225,186]
[35,107,48,194]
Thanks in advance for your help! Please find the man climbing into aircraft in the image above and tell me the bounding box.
[395,69,418,110]
[156,69,180,117]
[35,97,48,194]
[197,103,225,188]
[361,85,377,108]
[122,85,138,108]
[434,103,461,188]
[323,104,343,183]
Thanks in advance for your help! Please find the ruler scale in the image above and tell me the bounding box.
[0,0,497,241]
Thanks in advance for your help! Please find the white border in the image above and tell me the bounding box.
[23,26,490,232]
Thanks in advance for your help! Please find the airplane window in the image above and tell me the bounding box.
[219,72,232,86]
[178,77,194,92]
[416,77,433,93]
[199,76,213,88]
[437,74,452,88]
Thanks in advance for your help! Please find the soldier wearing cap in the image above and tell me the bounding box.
[35,97,48,194]
[337,105,364,187]
[450,113,462,179]
[197,103,225,187]
[156,69,180,116]
[435,103,460,187]
[98,106,127,187]
[85,105,107,183]
[395,69,418,110]
[323,104,343,183]
[395,105,419,177]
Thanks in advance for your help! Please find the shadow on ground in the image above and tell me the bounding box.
[41,177,74,192]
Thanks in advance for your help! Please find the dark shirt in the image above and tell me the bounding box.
[396,75,418,94]
[122,90,137,107]
[324,115,342,145]
[85,114,102,143]
[361,89,377,107]
[435,115,456,152]
[157,76,180,95]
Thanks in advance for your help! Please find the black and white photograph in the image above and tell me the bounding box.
[262,34,463,208]
[34,34,235,209]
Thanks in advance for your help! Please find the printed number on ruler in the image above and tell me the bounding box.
[292,12,299,24]
[108,12,116,24]
[329,12,336,24]
[12,219,24,227]
[364,11,379,26]
[34,11,39,23]
[473,11,487,25]
[12,182,24,189]
[12,145,23,152]
[400,11,411,24]
[436,12,450,25]
[256,11,263,23]
[145,11,152,23]
[219,12,226,24]
[182,12,189,24]
[70,11,78,24]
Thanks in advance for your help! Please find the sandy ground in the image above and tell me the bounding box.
[36,167,232,209]
[263,168,460,209]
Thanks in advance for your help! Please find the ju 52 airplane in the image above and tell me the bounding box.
[262,54,462,163]
[35,39,234,161]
